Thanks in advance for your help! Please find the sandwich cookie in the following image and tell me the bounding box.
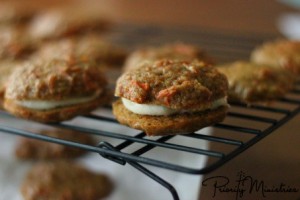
[217,61,294,104]
[113,60,229,136]
[0,2,35,24]
[29,8,111,40]
[31,35,127,66]
[123,42,214,71]
[251,39,300,75]
[4,59,110,122]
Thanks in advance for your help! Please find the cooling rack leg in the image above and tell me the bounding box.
[128,161,180,200]
[98,141,179,200]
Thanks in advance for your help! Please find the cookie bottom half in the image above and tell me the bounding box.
[113,99,228,136]
[4,93,112,123]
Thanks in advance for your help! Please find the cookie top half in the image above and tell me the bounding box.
[251,39,300,74]
[123,43,214,71]
[5,59,107,101]
[116,60,228,111]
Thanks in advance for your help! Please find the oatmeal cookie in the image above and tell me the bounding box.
[251,39,300,75]
[123,42,214,71]
[4,59,110,122]
[0,2,35,24]
[31,35,127,92]
[32,35,127,66]
[0,25,36,59]
[113,60,228,136]
[15,129,95,160]
[29,9,111,40]
[21,160,113,200]
[0,61,20,107]
[217,61,294,103]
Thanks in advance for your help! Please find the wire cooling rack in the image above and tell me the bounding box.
[0,24,299,200]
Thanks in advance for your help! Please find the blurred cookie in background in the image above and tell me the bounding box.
[0,25,36,60]
[31,35,127,66]
[123,42,214,71]
[217,61,294,104]
[15,128,95,160]
[0,2,36,25]
[31,35,127,88]
[21,160,114,200]
[28,8,112,41]
[251,39,300,75]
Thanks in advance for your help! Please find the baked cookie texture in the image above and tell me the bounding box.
[21,160,113,200]
[0,2,35,24]
[31,35,127,93]
[217,61,294,103]
[15,129,95,160]
[29,8,111,40]
[0,25,36,59]
[113,60,229,136]
[0,61,21,107]
[123,43,214,71]
[4,59,110,122]
[251,39,300,75]
[32,35,127,66]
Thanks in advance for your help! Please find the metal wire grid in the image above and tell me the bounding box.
[0,24,299,200]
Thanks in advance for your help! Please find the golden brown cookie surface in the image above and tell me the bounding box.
[0,61,20,104]
[32,35,127,66]
[15,129,95,160]
[123,42,214,71]
[113,99,228,136]
[251,39,300,75]
[217,61,294,103]
[114,59,228,136]
[5,59,107,101]
[29,8,111,40]
[116,60,228,111]
[0,2,35,24]
[21,160,113,200]
[0,25,35,59]
[4,59,110,122]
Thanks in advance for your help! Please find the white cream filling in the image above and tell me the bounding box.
[16,90,102,110]
[122,97,228,116]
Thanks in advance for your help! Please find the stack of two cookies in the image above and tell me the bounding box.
[113,43,230,136]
